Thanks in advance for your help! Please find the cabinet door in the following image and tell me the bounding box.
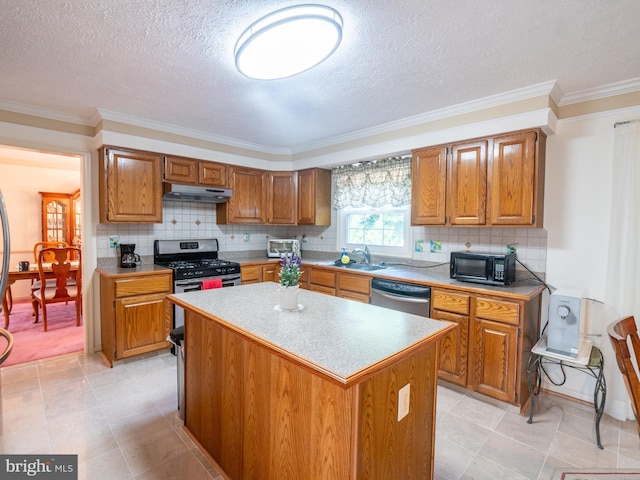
[411,146,447,225]
[262,263,280,283]
[100,147,163,223]
[268,172,297,224]
[448,140,487,225]
[431,309,468,386]
[217,167,267,224]
[115,293,171,359]
[297,168,331,226]
[164,155,197,184]
[470,318,517,402]
[199,161,227,187]
[488,130,541,226]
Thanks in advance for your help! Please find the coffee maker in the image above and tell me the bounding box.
[120,244,141,268]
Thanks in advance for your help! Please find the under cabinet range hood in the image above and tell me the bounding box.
[163,183,232,203]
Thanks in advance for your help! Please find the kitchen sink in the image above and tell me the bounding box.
[323,262,387,272]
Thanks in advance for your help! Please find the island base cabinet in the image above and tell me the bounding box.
[184,311,439,480]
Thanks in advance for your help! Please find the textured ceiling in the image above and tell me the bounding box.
[1,0,639,152]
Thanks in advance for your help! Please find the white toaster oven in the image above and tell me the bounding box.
[267,239,300,258]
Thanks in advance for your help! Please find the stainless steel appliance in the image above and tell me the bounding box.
[0,189,14,365]
[163,183,232,203]
[450,251,516,286]
[370,277,431,317]
[267,238,300,258]
[119,243,140,268]
[154,238,241,328]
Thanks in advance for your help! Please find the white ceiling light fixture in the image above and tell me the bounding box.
[235,4,343,80]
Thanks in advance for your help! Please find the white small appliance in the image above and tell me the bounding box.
[267,239,300,258]
[546,288,585,358]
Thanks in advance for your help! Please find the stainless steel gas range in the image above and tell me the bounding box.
[154,238,241,328]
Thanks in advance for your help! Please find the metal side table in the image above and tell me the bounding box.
[526,336,606,449]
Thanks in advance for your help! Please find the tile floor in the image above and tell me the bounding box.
[1,351,639,479]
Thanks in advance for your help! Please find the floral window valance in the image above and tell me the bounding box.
[332,156,412,209]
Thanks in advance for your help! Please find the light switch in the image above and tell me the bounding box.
[398,383,410,421]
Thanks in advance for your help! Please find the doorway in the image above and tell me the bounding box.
[0,145,84,366]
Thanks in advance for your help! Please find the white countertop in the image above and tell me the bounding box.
[168,282,453,384]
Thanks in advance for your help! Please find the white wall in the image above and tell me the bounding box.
[542,106,640,418]
[0,160,81,298]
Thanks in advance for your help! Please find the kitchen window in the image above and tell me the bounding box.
[338,205,411,257]
[333,156,412,257]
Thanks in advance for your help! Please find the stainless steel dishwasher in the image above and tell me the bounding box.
[370,277,431,316]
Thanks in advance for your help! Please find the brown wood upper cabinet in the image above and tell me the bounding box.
[488,130,545,226]
[411,129,545,227]
[268,171,297,224]
[99,147,163,223]
[297,168,331,226]
[412,139,487,226]
[217,167,331,225]
[216,166,268,224]
[164,155,227,187]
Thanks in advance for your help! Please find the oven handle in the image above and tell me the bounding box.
[371,289,430,304]
[175,275,241,290]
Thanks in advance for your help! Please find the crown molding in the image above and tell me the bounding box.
[292,80,558,154]
[558,77,640,106]
[96,109,291,156]
[0,100,94,126]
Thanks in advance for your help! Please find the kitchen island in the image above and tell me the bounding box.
[167,282,454,480]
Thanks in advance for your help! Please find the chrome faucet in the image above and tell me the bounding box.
[352,245,371,265]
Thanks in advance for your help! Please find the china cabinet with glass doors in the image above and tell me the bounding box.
[39,190,81,247]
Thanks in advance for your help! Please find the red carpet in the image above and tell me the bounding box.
[1,299,84,368]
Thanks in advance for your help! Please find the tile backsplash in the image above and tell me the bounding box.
[97,200,547,273]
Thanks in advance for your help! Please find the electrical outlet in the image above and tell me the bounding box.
[398,383,410,421]
[243,233,250,242]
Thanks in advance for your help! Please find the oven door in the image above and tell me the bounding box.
[173,273,241,328]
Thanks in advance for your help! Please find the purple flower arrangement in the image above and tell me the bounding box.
[278,250,303,287]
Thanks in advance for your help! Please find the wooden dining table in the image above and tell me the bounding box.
[2,263,79,329]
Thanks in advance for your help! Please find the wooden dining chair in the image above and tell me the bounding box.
[33,241,68,263]
[31,247,81,332]
[607,315,640,437]
[0,327,14,365]
[31,241,73,311]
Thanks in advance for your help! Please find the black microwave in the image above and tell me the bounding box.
[450,251,516,286]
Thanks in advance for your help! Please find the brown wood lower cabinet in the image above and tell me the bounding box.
[431,289,470,386]
[240,262,281,284]
[432,287,540,408]
[337,272,370,303]
[308,267,337,296]
[98,269,173,366]
[184,309,440,479]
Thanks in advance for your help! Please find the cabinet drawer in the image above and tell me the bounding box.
[338,290,369,303]
[309,269,336,288]
[310,284,336,296]
[337,274,370,295]
[475,298,520,325]
[114,274,172,298]
[241,265,262,284]
[432,289,470,315]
